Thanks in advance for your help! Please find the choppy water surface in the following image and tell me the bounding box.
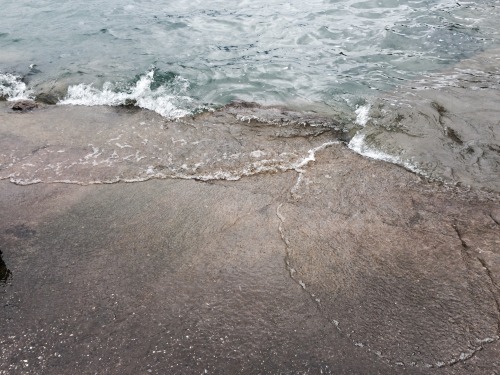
[1,0,500,111]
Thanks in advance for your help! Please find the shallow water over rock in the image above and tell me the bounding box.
[349,49,500,193]
[0,101,349,185]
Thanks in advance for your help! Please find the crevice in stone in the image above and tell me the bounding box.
[276,203,293,280]
[275,199,341,328]
[450,222,500,364]
[275,175,398,368]
[453,223,500,331]
[430,102,464,145]
[489,213,500,226]
[476,256,500,335]
[275,206,402,368]
[453,223,470,251]
[452,223,478,283]
[274,211,500,369]
[268,128,332,140]
[447,347,483,367]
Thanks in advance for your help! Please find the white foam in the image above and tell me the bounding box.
[348,132,424,176]
[142,141,339,183]
[348,133,399,164]
[0,73,34,101]
[354,104,371,127]
[293,141,339,171]
[9,177,42,185]
[59,70,193,119]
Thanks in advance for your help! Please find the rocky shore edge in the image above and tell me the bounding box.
[0,102,499,374]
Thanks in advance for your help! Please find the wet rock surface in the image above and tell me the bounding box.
[0,176,404,375]
[0,103,500,374]
[0,101,344,185]
[278,147,500,368]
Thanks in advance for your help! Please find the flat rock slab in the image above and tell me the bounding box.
[0,176,403,375]
[279,147,500,369]
[1,103,500,374]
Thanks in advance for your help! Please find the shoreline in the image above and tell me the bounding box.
[3,47,500,193]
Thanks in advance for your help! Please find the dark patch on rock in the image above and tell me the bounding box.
[0,250,11,283]
[394,113,405,124]
[10,99,38,111]
[5,224,36,239]
[407,212,423,226]
[225,100,260,109]
[431,101,447,116]
[488,144,500,154]
[445,126,463,144]
[491,209,500,225]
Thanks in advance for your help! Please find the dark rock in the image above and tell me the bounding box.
[10,99,38,111]
[0,250,11,283]
[122,98,137,107]
[225,100,260,109]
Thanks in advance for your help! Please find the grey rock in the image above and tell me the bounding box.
[35,92,59,105]
[0,101,499,374]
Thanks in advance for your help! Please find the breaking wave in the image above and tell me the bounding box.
[58,69,200,119]
[0,73,34,101]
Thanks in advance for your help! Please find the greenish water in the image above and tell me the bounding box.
[1,0,499,116]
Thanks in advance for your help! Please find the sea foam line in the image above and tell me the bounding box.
[348,132,426,177]
[5,141,340,186]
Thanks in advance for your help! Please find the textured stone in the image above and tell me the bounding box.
[10,99,38,111]
[0,103,499,374]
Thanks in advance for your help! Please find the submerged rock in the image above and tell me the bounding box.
[35,92,59,105]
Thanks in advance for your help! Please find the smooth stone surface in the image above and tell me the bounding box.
[1,103,499,374]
